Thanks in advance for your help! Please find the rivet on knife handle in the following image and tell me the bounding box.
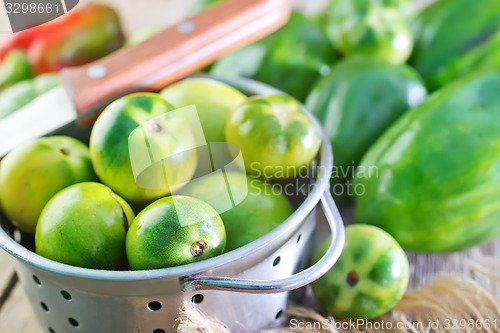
[59,0,291,119]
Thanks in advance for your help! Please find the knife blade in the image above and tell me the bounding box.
[0,0,291,158]
[0,86,76,156]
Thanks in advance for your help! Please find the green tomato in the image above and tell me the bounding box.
[126,196,226,270]
[326,4,413,64]
[0,136,97,234]
[328,0,414,20]
[212,12,337,102]
[35,182,135,270]
[225,95,321,179]
[255,12,337,102]
[312,225,409,320]
[90,93,198,204]
[160,78,247,143]
[180,172,293,251]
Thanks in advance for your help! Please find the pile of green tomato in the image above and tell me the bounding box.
[0,77,323,271]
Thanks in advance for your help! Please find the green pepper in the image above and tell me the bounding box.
[306,57,427,202]
[211,41,268,78]
[212,12,336,101]
[411,0,500,90]
[0,74,59,120]
[0,50,34,90]
[326,0,414,20]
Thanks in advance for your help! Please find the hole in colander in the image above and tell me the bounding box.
[33,275,41,286]
[191,294,204,304]
[41,302,49,312]
[68,318,79,327]
[153,330,166,333]
[147,301,162,311]
[297,234,301,244]
[48,327,55,333]
[61,290,72,301]
[275,310,283,319]
[273,256,281,267]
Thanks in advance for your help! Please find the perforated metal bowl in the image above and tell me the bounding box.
[0,76,345,333]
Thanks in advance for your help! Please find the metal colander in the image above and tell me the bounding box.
[0,77,345,333]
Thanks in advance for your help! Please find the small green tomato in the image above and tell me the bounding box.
[126,196,226,270]
[225,95,321,179]
[312,224,409,319]
[35,182,134,270]
[0,136,96,234]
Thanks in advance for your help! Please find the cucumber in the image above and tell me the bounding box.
[412,0,500,90]
[354,70,500,252]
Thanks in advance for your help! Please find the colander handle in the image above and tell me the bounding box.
[181,190,345,294]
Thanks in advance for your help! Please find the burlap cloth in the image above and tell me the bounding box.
[175,258,500,333]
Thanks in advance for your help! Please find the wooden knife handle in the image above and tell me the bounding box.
[59,0,291,116]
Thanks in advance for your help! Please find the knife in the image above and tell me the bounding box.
[0,0,291,157]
